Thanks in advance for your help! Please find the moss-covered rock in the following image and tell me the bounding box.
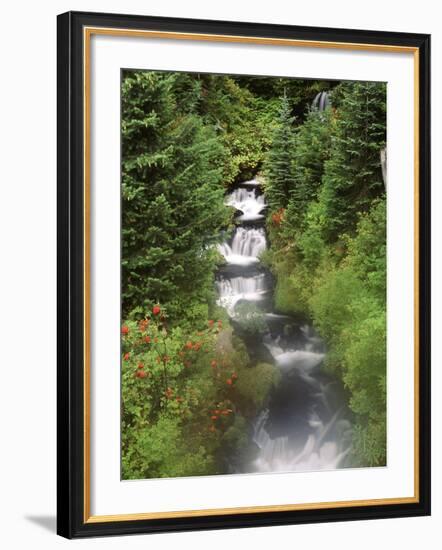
[235,362,281,412]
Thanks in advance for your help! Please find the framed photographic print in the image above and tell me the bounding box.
[57,11,431,538]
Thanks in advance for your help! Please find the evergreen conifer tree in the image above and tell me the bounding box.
[284,107,333,235]
[264,93,296,211]
[319,81,386,240]
[121,71,228,321]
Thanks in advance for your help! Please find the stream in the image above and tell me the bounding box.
[215,178,354,474]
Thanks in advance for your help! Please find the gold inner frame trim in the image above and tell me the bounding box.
[83,26,420,524]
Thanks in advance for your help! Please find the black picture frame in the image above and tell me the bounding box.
[57,10,431,539]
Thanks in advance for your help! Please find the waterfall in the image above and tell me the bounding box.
[312,91,330,112]
[217,227,267,266]
[216,274,268,316]
[225,187,266,221]
[215,177,353,475]
[241,178,260,186]
[274,349,325,372]
[252,409,351,473]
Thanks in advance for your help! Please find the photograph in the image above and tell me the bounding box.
[0,0,435,545]
[54,8,430,539]
[120,70,387,481]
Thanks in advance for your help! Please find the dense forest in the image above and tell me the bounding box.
[121,69,387,479]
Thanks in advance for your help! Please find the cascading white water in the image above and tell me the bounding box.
[241,178,260,186]
[275,350,325,371]
[252,409,351,473]
[216,274,268,316]
[252,331,351,473]
[215,177,353,475]
[225,187,266,221]
[264,340,325,372]
[218,227,267,266]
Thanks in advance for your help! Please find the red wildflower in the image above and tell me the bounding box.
[121,325,129,335]
[152,305,161,316]
[226,378,233,386]
[123,353,130,361]
[137,363,144,370]
[165,387,173,398]
[144,335,151,344]
[272,208,285,226]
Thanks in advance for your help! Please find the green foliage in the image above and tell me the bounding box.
[195,75,277,183]
[121,311,270,479]
[306,201,387,466]
[319,81,386,240]
[221,415,250,456]
[287,107,333,222]
[309,267,363,349]
[234,76,336,121]
[220,414,260,468]
[235,362,281,410]
[274,259,308,313]
[263,81,387,467]
[121,70,388,475]
[344,199,387,301]
[121,313,221,479]
[271,201,387,467]
[264,93,297,210]
[170,73,281,183]
[121,70,230,321]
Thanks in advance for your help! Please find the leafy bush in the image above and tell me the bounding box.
[121,307,276,478]
[308,200,387,465]
[235,362,281,411]
[121,309,226,479]
[192,75,278,183]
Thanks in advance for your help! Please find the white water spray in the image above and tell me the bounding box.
[216,274,268,316]
[225,188,266,221]
[252,409,351,473]
[217,227,267,266]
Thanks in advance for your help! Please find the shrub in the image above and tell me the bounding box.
[235,362,281,411]
[121,310,270,478]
